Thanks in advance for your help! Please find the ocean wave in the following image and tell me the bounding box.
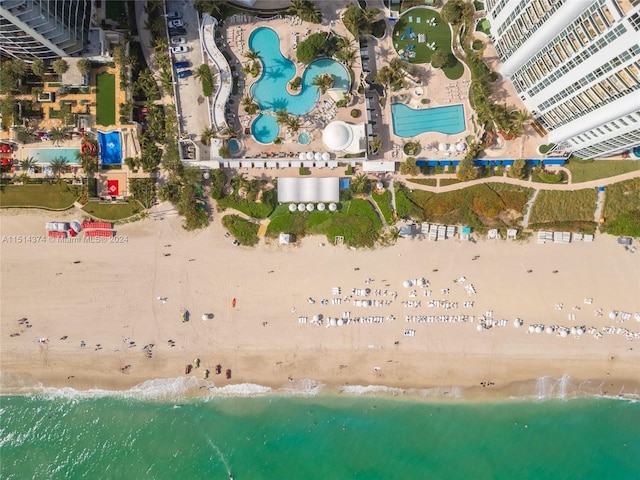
[204,383,272,398]
[280,378,325,396]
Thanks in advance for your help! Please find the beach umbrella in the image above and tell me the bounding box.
[317,203,326,211]
[202,314,208,321]
[298,203,306,211]
[535,325,544,333]
[328,203,337,212]
[306,203,314,212]
[448,144,457,152]
[313,314,322,322]
[477,324,484,331]
[528,325,535,333]
[577,327,585,335]
[403,280,412,288]
[570,326,578,335]
[203,171,210,179]
[609,311,617,319]
[322,152,330,161]
[546,326,555,334]
[456,143,465,152]
[330,318,337,326]
[514,318,523,328]
[560,329,569,337]
[306,152,314,161]
[299,152,306,161]
[438,143,448,151]
[337,318,344,326]
[289,203,297,212]
[314,152,322,161]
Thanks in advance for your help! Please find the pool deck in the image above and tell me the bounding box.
[221,6,367,160]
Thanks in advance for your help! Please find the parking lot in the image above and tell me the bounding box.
[166,0,213,158]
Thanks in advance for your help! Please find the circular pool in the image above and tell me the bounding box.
[298,133,310,145]
[228,138,241,154]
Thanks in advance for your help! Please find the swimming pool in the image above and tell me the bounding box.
[248,27,350,143]
[298,133,310,145]
[98,131,122,165]
[228,138,241,153]
[28,148,80,165]
[251,115,280,145]
[391,104,466,137]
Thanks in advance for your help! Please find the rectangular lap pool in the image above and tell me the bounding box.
[27,148,80,165]
[391,104,466,137]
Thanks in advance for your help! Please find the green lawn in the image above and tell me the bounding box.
[222,214,259,246]
[267,199,382,247]
[82,199,142,220]
[392,9,464,80]
[106,0,126,21]
[372,190,394,224]
[601,178,640,236]
[476,19,491,35]
[565,159,640,183]
[0,183,78,209]
[407,178,437,187]
[528,190,597,226]
[216,195,274,219]
[96,72,116,126]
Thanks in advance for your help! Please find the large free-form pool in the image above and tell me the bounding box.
[391,103,466,137]
[249,27,350,144]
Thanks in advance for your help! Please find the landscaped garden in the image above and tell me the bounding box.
[96,72,116,126]
[528,189,597,233]
[565,159,640,183]
[222,214,260,246]
[267,198,382,248]
[475,18,491,35]
[82,199,143,220]
[372,190,394,224]
[601,178,640,237]
[0,183,79,209]
[392,8,464,79]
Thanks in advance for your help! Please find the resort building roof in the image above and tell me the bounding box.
[277,177,339,204]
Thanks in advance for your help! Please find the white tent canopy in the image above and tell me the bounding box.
[278,177,340,203]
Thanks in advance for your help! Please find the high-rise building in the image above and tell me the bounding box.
[0,0,92,62]
[486,0,640,159]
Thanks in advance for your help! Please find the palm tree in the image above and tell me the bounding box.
[285,116,302,134]
[311,73,334,95]
[243,49,261,62]
[287,0,321,24]
[335,48,357,68]
[52,59,69,75]
[230,172,248,192]
[201,126,214,146]
[49,157,69,179]
[76,59,92,76]
[369,137,382,154]
[30,58,46,78]
[350,173,370,195]
[275,109,290,125]
[241,95,254,107]
[49,127,68,146]
[20,156,36,172]
[217,124,237,138]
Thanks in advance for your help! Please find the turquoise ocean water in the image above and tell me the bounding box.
[1,385,639,479]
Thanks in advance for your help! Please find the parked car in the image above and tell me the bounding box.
[168,19,184,28]
[166,11,181,19]
[171,36,186,45]
[174,61,190,69]
[617,237,633,245]
[168,27,186,36]
[176,69,192,78]
[170,46,189,54]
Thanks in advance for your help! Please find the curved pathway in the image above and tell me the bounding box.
[201,14,233,131]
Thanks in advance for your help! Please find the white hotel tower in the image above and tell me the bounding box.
[486,0,640,159]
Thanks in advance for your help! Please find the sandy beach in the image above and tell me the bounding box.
[1,208,639,400]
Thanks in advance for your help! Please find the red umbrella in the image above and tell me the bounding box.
[1,144,9,153]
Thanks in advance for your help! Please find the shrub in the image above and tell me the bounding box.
[345,164,353,175]
[222,214,259,246]
[350,109,361,118]
[299,166,311,175]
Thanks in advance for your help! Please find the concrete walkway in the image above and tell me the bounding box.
[395,169,640,194]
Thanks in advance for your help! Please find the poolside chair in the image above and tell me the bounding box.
[408,27,412,34]
[416,17,421,24]
[401,35,407,40]
[408,17,413,23]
